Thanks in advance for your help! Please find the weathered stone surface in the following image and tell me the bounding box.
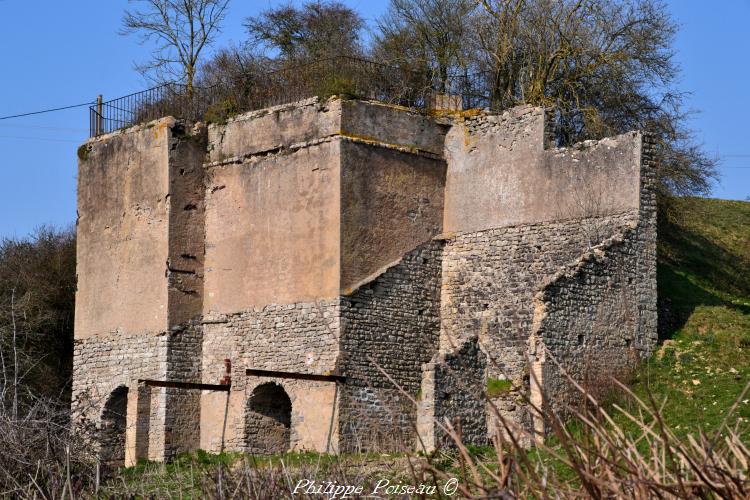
[417,337,487,450]
[339,241,443,452]
[444,106,642,233]
[73,97,657,460]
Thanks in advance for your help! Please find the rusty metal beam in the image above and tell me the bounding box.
[138,379,231,392]
[244,368,345,383]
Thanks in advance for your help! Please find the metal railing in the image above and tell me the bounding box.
[89,56,496,137]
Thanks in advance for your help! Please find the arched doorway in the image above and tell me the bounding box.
[100,386,128,467]
[246,382,292,454]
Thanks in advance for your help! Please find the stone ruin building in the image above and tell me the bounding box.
[72,95,657,466]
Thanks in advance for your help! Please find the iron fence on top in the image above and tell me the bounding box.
[89,56,496,138]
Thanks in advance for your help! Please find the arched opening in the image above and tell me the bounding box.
[100,386,128,467]
[246,382,292,454]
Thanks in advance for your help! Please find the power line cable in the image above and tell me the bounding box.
[0,102,95,121]
[0,135,81,143]
[0,123,88,133]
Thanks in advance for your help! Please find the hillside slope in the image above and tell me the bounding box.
[636,197,750,436]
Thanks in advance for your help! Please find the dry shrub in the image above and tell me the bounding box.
[0,395,97,498]
[422,372,750,499]
[95,454,404,499]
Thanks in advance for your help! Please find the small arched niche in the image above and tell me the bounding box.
[99,385,128,467]
[245,382,292,454]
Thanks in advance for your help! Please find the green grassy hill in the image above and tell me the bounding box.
[633,197,750,436]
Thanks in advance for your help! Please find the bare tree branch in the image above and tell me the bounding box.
[121,0,230,94]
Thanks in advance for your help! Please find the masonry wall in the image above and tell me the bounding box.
[440,213,637,428]
[417,337,487,451]
[338,241,443,452]
[167,125,208,326]
[199,299,341,452]
[72,332,167,462]
[529,134,658,435]
[163,323,203,459]
[201,100,346,454]
[199,97,448,454]
[74,118,208,464]
[439,108,647,434]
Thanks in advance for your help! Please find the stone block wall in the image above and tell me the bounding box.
[529,134,657,436]
[72,332,167,462]
[163,323,203,459]
[73,97,657,460]
[338,241,443,452]
[439,212,637,428]
[417,337,487,451]
[199,299,341,453]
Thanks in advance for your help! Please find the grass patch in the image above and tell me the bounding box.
[636,197,750,438]
[487,377,512,398]
[76,144,90,161]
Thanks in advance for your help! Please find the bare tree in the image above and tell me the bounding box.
[373,0,478,91]
[121,0,230,97]
[471,0,717,195]
[244,1,365,64]
[0,227,76,403]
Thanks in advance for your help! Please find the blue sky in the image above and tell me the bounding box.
[0,0,748,238]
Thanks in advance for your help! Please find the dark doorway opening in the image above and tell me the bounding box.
[100,386,128,467]
[245,382,292,454]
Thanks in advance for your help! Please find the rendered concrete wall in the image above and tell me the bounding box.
[75,119,172,339]
[204,141,342,311]
[200,377,339,454]
[339,100,447,156]
[340,141,445,289]
[203,97,448,312]
[443,106,641,233]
